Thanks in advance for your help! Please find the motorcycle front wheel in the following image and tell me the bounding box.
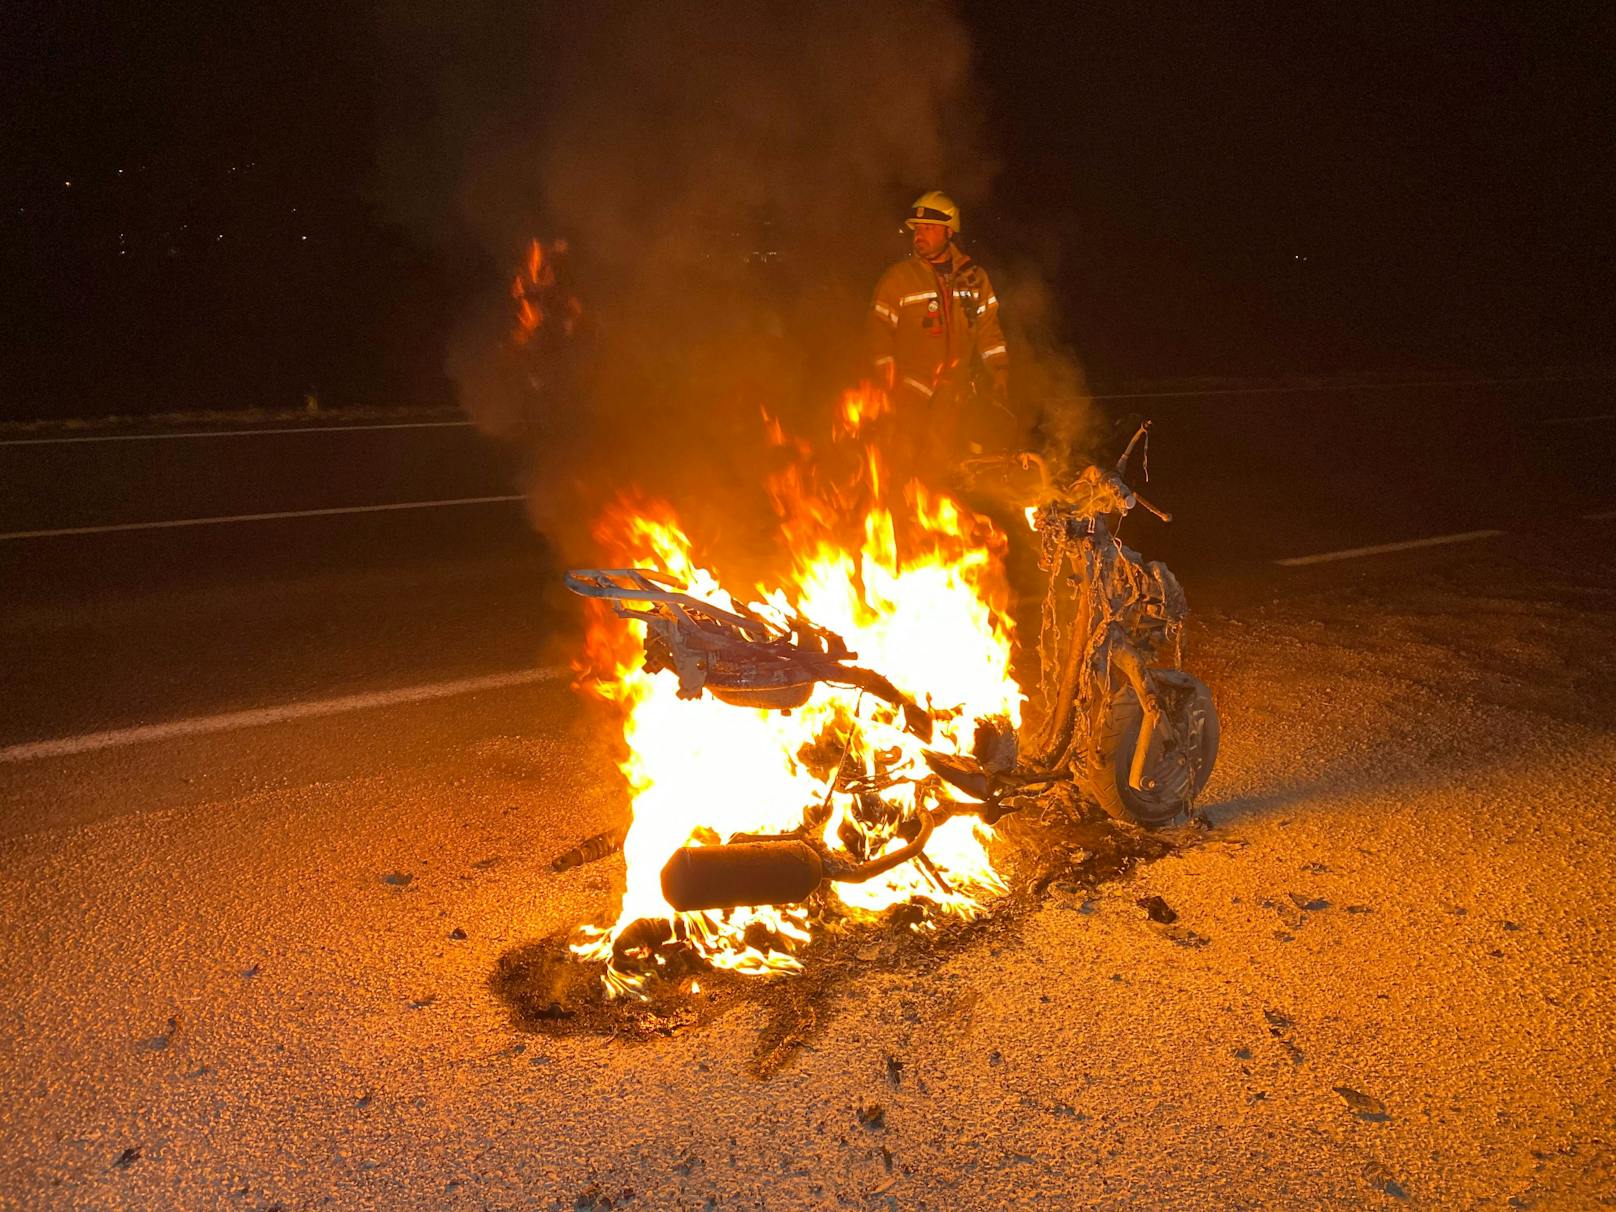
[1087,670,1220,827]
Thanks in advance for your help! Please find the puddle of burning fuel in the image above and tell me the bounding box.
[489,788,1183,1077]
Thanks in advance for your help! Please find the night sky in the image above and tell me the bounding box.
[3,2,1612,418]
[965,3,1615,376]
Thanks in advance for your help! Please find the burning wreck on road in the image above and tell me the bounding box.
[548,410,1218,1003]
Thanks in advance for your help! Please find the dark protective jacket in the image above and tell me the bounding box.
[867,246,1008,404]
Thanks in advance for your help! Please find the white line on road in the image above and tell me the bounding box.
[1584,509,1616,521]
[1274,529,1506,567]
[0,420,477,447]
[1090,372,1616,401]
[6,377,1611,440]
[0,494,527,542]
[0,668,568,764]
[1537,413,1616,426]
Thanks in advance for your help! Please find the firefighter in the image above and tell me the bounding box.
[867,191,1012,464]
[509,237,587,414]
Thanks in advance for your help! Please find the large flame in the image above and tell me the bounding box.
[572,390,1022,995]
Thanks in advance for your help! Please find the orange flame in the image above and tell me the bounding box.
[831,383,893,441]
[572,392,1021,996]
[510,237,580,346]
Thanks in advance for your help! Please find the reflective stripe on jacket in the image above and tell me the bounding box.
[867,247,1006,396]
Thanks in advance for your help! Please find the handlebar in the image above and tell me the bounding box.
[1004,427,1172,524]
[1112,422,1171,520]
[1116,421,1150,478]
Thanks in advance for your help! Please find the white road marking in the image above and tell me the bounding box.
[1090,372,1616,401]
[3,378,1606,441]
[1274,529,1506,567]
[1538,412,1616,426]
[0,494,526,542]
[0,419,476,447]
[0,668,568,764]
[1584,509,1616,521]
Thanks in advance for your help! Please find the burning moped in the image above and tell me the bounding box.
[564,422,1216,915]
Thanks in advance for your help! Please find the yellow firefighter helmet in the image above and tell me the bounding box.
[904,190,961,233]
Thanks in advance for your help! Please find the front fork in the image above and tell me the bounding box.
[1110,643,1166,792]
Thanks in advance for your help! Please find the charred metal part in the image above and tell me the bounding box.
[1026,550,1094,768]
[705,682,812,710]
[566,569,933,741]
[916,852,954,895]
[1128,707,1161,791]
[723,824,805,843]
[1107,643,1164,792]
[983,421,1217,825]
[835,670,933,741]
[839,769,908,797]
[1114,422,1172,521]
[611,916,675,966]
[549,823,630,872]
[922,750,993,801]
[821,808,938,884]
[661,840,826,911]
[921,749,1060,813]
[972,713,1018,774]
[801,713,861,834]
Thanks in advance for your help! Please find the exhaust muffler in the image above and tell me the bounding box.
[660,840,825,911]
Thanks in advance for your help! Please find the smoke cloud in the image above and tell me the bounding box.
[377,2,1090,570]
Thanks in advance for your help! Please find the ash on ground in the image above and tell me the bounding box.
[492,789,1187,1076]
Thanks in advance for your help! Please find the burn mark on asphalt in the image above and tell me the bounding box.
[490,797,1181,1077]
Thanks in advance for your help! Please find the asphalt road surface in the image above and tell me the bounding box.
[2,378,1609,786]
[1,380,1613,1208]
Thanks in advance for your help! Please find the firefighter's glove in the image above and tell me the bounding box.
[987,369,1013,416]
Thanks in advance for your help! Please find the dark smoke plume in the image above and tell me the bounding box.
[377,2,1089,571]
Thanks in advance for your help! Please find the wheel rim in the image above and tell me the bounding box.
[1118,675,1216,817]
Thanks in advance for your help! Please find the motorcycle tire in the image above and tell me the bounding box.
[1088,670,1219,827]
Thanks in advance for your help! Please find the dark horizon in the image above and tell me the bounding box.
[3,2,1613,420]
